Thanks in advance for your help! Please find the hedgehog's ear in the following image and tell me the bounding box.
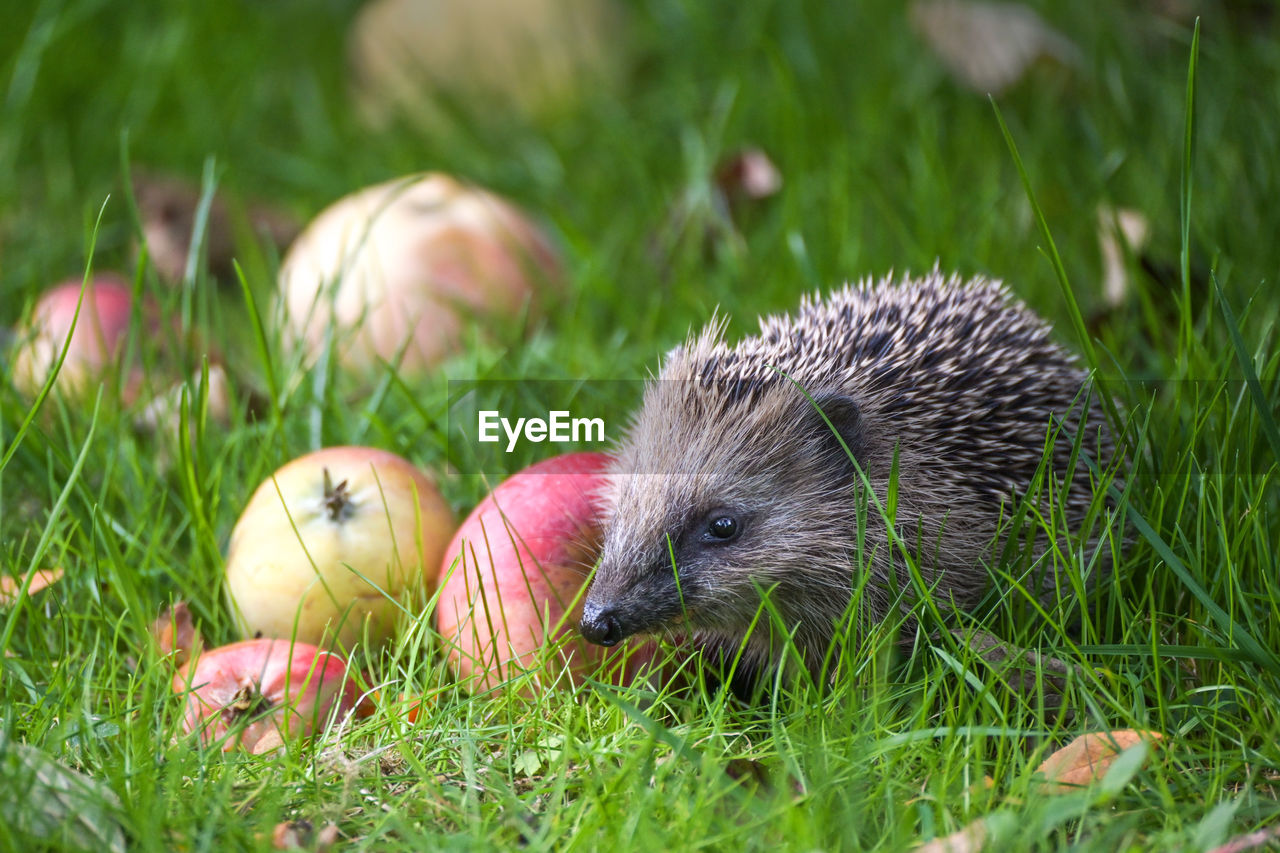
[809,393,865,467]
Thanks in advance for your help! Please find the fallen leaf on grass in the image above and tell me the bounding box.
[651,145,784,270]
[357,689,426,722]
[724,757,771,789]
[133,171,300,285]
[909,0,1080,95]
[916,817,988,853]
[0,743,125,852]
[914,733,1157,852]
[150,601,203,667]
[715,148,783,204]
[252,730,286,756]
[1208,824,1280,853]
[0,568,64,606]
[317,824,340,849]
[394,692,432,723]
[1034,730,1162,793]
[1097,205,1152,308]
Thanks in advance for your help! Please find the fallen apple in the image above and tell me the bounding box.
[436,452,654,691]
[10,274,143,400]
[133,363,234,468]
[349,0,627,129]
[173,638,359,752]
[224,446,455,650]
[277,173,563,377]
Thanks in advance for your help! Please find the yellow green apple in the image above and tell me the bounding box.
[224,446,455,650]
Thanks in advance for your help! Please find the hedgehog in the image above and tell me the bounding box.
[578,270,1116,679]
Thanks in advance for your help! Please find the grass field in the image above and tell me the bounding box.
[3,0,1280,850]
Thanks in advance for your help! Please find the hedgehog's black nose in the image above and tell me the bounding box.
[579,605,623,646]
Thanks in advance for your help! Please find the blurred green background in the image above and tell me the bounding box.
[3,1,1280,849]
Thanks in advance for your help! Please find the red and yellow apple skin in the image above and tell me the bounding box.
[224,446,455,651]
[173,638,359,752]
[436,452,657,691]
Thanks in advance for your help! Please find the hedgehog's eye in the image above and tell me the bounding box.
[703,512,742,543]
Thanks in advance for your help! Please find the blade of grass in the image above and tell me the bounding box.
[175,383,223,573]
[989,99,1097,372]
[1211,272,1280,463]
[232,259,287,452]
[0,389,101,656]
[0,198,109,473]
[1180,19,1201,350]
[1117,485,1280,675]
[183,156,220,297]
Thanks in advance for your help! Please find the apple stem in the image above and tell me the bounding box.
[322,468,353,522]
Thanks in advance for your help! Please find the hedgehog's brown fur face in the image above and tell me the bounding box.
[580,344,873,663]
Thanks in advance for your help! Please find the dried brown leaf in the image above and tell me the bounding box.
[251,729,286,756]
[724,757,771,789]
[1208,824,1280,853]
[1097,205,1152,308]
[0,568,64,606]
[150,601,202,667]
[715,148,783,202]
[397,692,432,724]
[909,0,1080,95]
[133,171,299,284]
[1035,729,1162,793]
[916,818,988,853]
[316,823,341,851]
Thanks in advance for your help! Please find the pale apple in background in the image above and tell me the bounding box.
[436,452,654,691]
[134,363,233,435]
[224,446,456,650]
[277,173,562,377]
[173,638,359,752]
[349,0,627,129]
[131,364,236,474]
[10,274,143,400]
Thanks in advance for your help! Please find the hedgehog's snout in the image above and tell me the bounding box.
[579,602,625,646]
[579,558,674,646]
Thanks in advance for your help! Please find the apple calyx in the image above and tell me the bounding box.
[222,684,272,727]
[322,468,354,522]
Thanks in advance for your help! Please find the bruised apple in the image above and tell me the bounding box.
[174,638,358,752]
[224,446,455,650]
[436,452,652,691]
[277,173,562,377]
[11,274,143,399]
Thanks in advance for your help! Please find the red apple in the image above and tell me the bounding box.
[173,638,359,752]
[10,274,143,399]
[224,446,456,651]
[436,452,654,691]
[277,173,562,377]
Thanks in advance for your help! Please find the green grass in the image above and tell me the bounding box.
[3,0,1280,850]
